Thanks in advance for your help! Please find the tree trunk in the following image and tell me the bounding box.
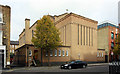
[48,50,51,66]
[41,48,43,66]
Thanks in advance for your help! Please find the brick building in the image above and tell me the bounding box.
[15,13,104,66]
[0,5,10,68]
[97,22,119,62]
[0,22,6,69]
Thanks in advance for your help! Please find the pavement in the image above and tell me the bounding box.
[87,63,109,66]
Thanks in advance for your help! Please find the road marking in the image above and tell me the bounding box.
[26,68,31,70]
[4,70,14,72]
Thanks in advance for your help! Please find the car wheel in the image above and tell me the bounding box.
[60,66,63,69]
[68,66,72,69]
[83,65,86,68]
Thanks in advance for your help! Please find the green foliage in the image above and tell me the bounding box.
[113,33,120,55]
[32,15,61,51]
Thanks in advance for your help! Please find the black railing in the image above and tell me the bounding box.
[109,61,120,74]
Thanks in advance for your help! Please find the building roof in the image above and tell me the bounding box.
[19,29,25,36]
[10,41,19,45]
[0,5,11,9]
[19,12,98,37]
[29,20,38,29]
[48,13,68,18]
[15,44,71,51]
[53,12,98,25]
[97,22,119,29]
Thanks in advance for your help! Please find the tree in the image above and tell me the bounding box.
[113,33,120,60]
[32,15,61,66]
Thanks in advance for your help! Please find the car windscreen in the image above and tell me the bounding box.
[69,61,75,64]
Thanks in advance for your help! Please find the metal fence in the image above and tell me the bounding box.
[109,61,120,74]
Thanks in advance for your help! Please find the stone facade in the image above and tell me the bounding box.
[54,13,98,62]
[16,13,101,66]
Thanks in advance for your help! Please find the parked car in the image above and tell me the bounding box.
[60,60,87,69]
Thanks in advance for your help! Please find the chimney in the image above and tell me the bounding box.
[25,18,30,29]
[25,18,30,44]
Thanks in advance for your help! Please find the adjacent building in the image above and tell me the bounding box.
[0,22,6,69]
[15,12,103,66]
[97,22,119,62]
[0,5,10,68]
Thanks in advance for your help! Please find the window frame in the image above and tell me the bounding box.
[29,50,32,56]
[111,32,114,39]
[55,49,57,56]
[66,50,68,56]
[62,50,65,56]
[0,12,3,23]
[50,50,53,57]
[97,52,99,57]
[102,52,103,57]
[111,42,114,49]
[115,34,117,39]
[99,53,101,57]
[59,49,61,56]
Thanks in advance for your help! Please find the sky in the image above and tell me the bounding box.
[0,0,120,41]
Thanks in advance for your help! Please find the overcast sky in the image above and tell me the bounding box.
[0,0,120,41]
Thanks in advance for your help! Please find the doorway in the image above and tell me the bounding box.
[105,55,108,63]
[34,50,38,60]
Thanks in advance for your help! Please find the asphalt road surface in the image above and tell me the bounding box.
[2,65,109,74]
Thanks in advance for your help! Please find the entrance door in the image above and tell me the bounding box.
[105,55,108,63]
[0,50,4,70]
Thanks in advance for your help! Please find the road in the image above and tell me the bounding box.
[2,65,109,74]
